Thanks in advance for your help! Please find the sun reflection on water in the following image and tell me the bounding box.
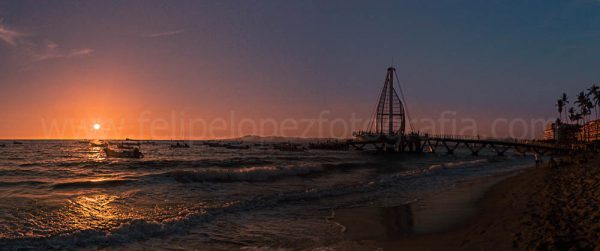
[63,193,137,231]
[83,146,107,162]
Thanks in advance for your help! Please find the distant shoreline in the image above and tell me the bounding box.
[0,136,349,141]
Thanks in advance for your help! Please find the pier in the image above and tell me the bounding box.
[350,67,578,156]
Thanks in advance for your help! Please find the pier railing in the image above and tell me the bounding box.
[352,130,579,153]
[422,134,568,149]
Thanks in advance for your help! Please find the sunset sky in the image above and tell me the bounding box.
[1,0,599,139]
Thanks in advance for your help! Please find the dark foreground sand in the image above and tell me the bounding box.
[331,157,600,250]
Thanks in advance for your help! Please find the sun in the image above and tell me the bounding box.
[93,123,101,130]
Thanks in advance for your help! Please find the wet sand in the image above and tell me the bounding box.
[331,156,600,250]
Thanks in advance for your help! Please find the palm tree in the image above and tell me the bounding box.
[588,84,600,119]
[576,91,593,141]
[576,92,589,119]
[556,99,564,122]
[568,107,576,124]
[561,93,569,122]
[587,99,594,121]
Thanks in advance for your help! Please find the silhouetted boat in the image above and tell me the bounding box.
[225,144,250,150]
[170,142,190,148]
[13,141,23,145]
[205,141,225,147]
[90,141,108,147]
[273,142,305,152]
[103,147,144,158]
[0,144,5,147]
[116,141,141,149]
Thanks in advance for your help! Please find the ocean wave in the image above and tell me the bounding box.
[427,159,489,171]
[321,162,368,170]
[17,157,274,170]
[0,212,213,250]
[0,167,397,250]
[0,180,48,187]
[120,158,270,169]
[380,159,490,181]
[18,161,107,168]
[153,165,325,183]
[52,179,137,189]
[0,169,48,176]
[146,161,369,183]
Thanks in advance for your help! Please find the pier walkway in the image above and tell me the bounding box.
[351,66,578,156]
[349,132,576,156]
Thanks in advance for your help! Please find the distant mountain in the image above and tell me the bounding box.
[229,135,348,142]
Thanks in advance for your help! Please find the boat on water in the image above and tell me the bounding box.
[273,142,305,152]
[204,141,226,147]
[115,141,141,149]
[0,144,5,147]
[13,141,23,145]
[90,141,108,147]
[103,147,144,159]
[102,139,145,158]
[225,144,250,150]
[170,142,190,148]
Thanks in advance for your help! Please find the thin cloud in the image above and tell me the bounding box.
[0,20,93,62]
[143,29,185,38]
[0,23,23,46]
[32,46,94,61]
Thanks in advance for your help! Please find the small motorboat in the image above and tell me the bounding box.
[170,142,190,148]
[13,141,23,145]
[90,141,108,147]
[0,144,6,147]
[273,142,305,152]
[103,147,144,159]
[204,141,225,147]
[225,144,250,150]
[116,141,141,149]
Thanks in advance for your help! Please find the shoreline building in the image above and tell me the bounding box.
[545,119,600,143]
[578,120,600,142]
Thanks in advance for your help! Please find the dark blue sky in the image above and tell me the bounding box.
[0,0,599,138]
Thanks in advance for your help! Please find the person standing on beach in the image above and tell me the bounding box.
[534,153,541,166]
[549,157,557,168]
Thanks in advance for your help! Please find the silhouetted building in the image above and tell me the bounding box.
[578,120,600,142]
[544,121,580,143]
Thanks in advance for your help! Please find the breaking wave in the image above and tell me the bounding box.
[0,180,48,187]
[52,179,137,189]
[380,159,490,180]
[150,165,325,183]
[17,157,275,170]
[144,162,368,183]
[0,156,519,250]
[0,178,373,249]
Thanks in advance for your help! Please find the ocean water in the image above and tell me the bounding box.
[0,140,533,250]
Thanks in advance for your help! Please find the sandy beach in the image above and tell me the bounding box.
[332,156,600,250]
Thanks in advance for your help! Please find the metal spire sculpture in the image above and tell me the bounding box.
[371,67,406,135]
